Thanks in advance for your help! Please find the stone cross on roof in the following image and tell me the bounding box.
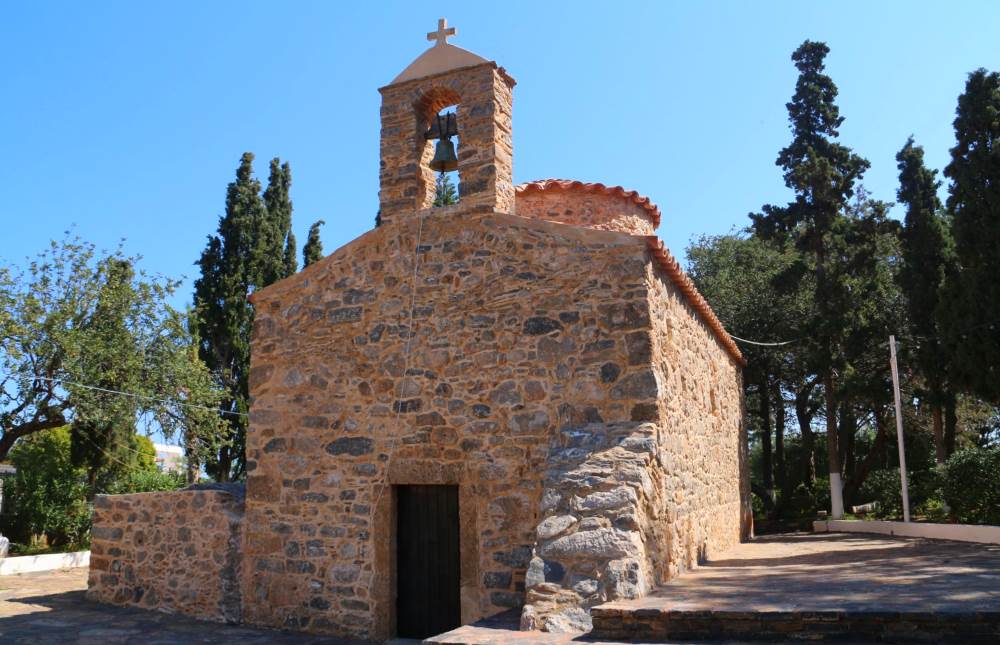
[426,18,456,47]
[389,17,487,85]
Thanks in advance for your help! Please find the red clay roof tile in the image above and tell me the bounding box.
[516,179,661,227]
[645,236,745,366]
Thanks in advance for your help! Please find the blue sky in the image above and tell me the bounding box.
[3,1,998,308]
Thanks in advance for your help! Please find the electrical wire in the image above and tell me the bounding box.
[370,210,427,511]
[6,375,247,418]
[76,425,155,472]
[729,334,801,347]
[363,209,428,601]
[729,318,1000,349]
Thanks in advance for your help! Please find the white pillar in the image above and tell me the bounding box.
[889,335,911,523]
[830,473,844,519]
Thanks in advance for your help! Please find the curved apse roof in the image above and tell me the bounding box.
[516,179,662,228]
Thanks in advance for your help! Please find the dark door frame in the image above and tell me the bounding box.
[395,484,461,638]
[367,461,480,641]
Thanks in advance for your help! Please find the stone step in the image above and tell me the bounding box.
[423,609,586,644]
[590,604,1000,643]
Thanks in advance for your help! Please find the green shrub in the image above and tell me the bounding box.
[780,478,832,520]
[3,426,91,548]
[811,476,831,513]
[911,468,945,513]
[858,468,903,519]
[943,448,1000,525]
[105,468,185,494]
[857,468,944,520]
[0,428,183,549]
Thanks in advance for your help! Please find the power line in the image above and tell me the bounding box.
[8,375,247,418]
[366,209,428,603]
[76,425,155,472]
[729,334,801,347]
[729,317,1000,349]
[370,211,427,513]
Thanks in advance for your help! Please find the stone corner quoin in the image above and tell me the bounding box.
[87,20,750,641]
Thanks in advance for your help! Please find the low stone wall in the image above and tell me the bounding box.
[87,484,245,623]
[520,422,663,632]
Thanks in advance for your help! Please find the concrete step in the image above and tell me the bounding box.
[590,604,1000,643]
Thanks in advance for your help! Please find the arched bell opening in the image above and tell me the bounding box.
[414,87,462,209]
[429,109,459,207]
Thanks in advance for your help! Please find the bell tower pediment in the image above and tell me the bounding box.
[390,18,489,86]
[390,44,489,85]
[377,18,515,227]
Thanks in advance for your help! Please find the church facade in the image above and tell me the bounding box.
[88,21,750,641]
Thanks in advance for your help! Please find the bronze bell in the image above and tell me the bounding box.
[430,136,458,173]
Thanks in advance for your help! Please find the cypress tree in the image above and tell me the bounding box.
[263,158,296,280]
[896,137,955,463]
[283,230,298,276]
[433,172,458,206]
[193,153,304,480]
[751,41,870,518]
[303,219,326,268]
[942,69,1000,404]
[193,153,266,481]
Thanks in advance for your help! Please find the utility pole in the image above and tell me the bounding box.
[889,335,911,523]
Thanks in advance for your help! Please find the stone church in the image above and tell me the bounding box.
[88,20,751,641]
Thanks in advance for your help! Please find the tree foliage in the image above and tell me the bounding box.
[133,434,158,472]
[303,219,326,268]
[942,447,1000,525]
[896,137,956,462]
[749,40,872,517]
[941,69,1000,403]
[689,232,812,500]
[4,426,90,548]
[433,172,458,207]
[69,258,144,492]
[691,44,1000,525]
[263,157,297,280]
[1,426,180,550]
[0,236,222,468]
[105,463,185,495]
[192,152,298,481]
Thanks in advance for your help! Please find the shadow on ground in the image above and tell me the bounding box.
[0,569,363,645]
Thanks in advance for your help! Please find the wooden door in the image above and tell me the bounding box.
[396,484,461,639]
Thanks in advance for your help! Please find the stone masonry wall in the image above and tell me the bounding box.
[515,190,656,236]
[87,485,245,623]
[518,257,747,633]
[378,63,515,226]
[521,421,663,633]
[646,263,750,580]
[244,210,663,640]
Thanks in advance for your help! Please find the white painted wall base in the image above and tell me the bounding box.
[0,550,90,575]
[814,519,1000,545]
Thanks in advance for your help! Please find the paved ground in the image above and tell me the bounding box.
[609,531,1000,613]
[0,568,363,644]
[435,532,1000,644]
[0,570,755,645]
[2,533,998,644]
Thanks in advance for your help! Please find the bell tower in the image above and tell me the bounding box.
[378,19,516,226]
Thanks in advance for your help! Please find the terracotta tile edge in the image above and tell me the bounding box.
[644,236,746,366]
[516,179,661,227]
